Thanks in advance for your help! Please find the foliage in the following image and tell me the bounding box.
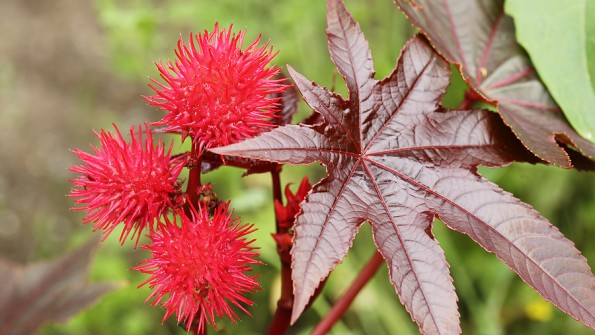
[0,239,118,335]
[395,0,595,168]
[214,1,595,333]
[29,0,595,335]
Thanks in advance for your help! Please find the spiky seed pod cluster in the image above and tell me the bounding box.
[69,124,185,245]
[134,202,260,333]
[68,23,284,333]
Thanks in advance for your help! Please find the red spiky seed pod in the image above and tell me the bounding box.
[134,202,261,333]
[146,23,289,153]
[69,124,185,245]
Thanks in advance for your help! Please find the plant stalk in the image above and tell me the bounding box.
[311,250,385,335]
[267,166,295,335]
[185,143,202,208]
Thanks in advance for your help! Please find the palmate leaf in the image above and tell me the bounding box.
[212,0,595,333]
[394,0,595,168]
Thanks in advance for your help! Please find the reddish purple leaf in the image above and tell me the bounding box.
[0,238,118,335]
[272,73,300,127]
[394,0,595,168]
[213,0,595,333]
[200,150,280,176]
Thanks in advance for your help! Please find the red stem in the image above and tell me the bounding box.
[311,250,385,335]
[267,167,295,335]
[271,167,283,233]
[185,143,202,208]
[185,143,206,335]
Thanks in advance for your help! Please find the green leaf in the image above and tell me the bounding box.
[587,1,595,92]
[506,0,595,143]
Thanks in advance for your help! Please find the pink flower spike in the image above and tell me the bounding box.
[134,202,261,333]
[68,124,185,245]
[146,23,289,152]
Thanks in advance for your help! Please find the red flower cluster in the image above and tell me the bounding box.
[146,24,288,152]
[274,177,312,229]
[273,177,312,265]
[134,203,260,333]
[69,124,185,245]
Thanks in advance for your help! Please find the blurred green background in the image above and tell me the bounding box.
[0,0,593,334]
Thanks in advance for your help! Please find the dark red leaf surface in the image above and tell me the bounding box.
[394,0,595,168]
[0,238,118,335]
[272,73,300,127]
[213,0,595,333]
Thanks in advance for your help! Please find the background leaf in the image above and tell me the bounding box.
[394,0,595,168]
[505,0,595,143]
[0,238,119,335]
